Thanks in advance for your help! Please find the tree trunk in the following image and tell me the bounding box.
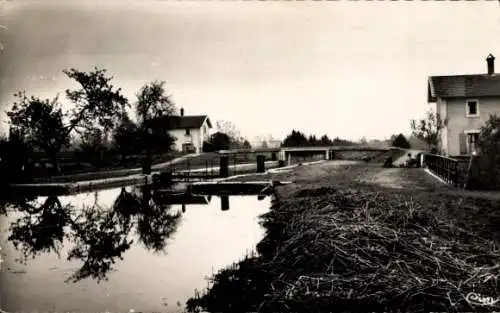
[48,152,60,175]
[121,152,126,166]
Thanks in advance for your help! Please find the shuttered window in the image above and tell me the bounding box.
[459,133,467,155]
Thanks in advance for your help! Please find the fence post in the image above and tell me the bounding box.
[257,155,265,173]
[220,155,229,178]
[453,162,458,186]
[447,160,451,183]
[221,195,230,211]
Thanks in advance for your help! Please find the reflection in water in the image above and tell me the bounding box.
[9,196,70,260]
[1,188,270,313]
[2,185,182,283]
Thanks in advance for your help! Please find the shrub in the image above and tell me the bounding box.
[203,141,216,153]
[467,115,500,190]
[466,114,500,190]
[383,157,393,168]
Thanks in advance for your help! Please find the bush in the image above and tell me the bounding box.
[383,157,393,168]
[203,141,216,153]
[391,134,411,149]
[467,114,500,190]
[207,132,231,151]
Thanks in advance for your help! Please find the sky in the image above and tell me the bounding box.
[0,1,500,142]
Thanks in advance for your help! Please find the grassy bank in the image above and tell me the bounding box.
[32,152,224,183]
[187,162,500,312]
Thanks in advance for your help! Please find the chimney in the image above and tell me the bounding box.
[487,53,495,75]
[180,108,184,116]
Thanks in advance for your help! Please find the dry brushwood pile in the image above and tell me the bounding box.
[188,186,500,313]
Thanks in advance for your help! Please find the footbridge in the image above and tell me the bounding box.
[220,145,396,165]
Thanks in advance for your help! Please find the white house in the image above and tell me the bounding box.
[149,108,212,153]
[428,54,500,156]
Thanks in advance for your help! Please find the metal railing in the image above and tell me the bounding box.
[423,153,461,186]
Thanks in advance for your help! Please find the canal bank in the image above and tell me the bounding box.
[187,161,500,312]
[6,161,281,196]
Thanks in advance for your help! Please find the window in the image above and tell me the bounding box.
[185,128,190,136]
[467,133,478,144]
[466,131,480,155]
[466,100,479,117]
[182,143,195,153]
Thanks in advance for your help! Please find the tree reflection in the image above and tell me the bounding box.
[9,196,71,261]
[66,203,134,282]
[1,184,182,283]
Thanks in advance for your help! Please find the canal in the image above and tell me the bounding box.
[0,186,270,312]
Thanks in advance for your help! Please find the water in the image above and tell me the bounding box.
[0,187,270,313]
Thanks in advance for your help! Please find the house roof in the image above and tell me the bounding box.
[146,115,212,130]
[428,73,500,102]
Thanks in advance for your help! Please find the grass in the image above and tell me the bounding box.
[187,161,500,313]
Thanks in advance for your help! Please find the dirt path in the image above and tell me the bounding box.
[228,160,500,200]
[228,160,446,189]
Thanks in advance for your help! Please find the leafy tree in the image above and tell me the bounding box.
[332,136,354,146]
[147,126,176,154]
[242,140,252,149]
[320,135,332,146]
[78,128,107,168]
[208,132,231,151]
[7,93,69,173]
[63,67,129,135]
[112,114,140,162]
[7,67,128,173]
[391,133,411,149]
[136,81,177,154]
[261,140,268,148]
[282,130,308,147]
[308,135,319,146]
[410,110,447,151]
[216,120,252,150]
[228,135,252,150]
[478,115,500,154]
[136,80,176,124]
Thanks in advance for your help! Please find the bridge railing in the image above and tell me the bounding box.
[423,153,462,186]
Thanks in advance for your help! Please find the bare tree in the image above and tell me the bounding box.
[410,110,447,152]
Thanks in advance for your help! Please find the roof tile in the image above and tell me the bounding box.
[428,74,500,101]
[146,115,211,130]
